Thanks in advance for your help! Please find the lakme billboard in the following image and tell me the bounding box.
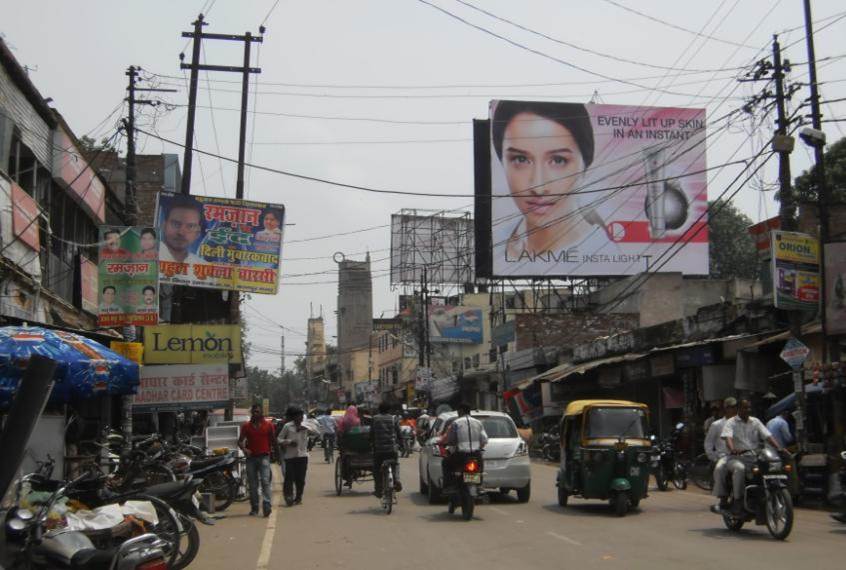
[143,324,242,365]
[156,194,284,294]
[474,101,709,277]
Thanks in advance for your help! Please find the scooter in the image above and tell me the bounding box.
[712,448,795,540]
[444,452,484,521]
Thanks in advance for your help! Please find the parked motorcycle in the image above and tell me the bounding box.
[444,452,484,521]
[4,472,170,570]
[831,450,846,524]
[539,430,560,462]
[652,423,687,491]
[167,450,239,512]
[712,448,795,540]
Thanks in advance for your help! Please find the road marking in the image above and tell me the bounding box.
[545,531,582,546]
[489,507,510,516]
[256,464,281,570]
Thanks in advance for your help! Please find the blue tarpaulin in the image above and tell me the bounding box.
[765,383,825,419]
[0,326,140,407]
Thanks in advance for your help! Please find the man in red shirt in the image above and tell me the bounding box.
[239,403,276,516]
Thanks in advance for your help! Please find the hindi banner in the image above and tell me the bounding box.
[156,194,284,294]
[97,226,159,327]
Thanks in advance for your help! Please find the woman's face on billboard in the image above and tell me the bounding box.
[502,112,585,228]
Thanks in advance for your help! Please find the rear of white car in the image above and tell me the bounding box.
[418,411,531,502]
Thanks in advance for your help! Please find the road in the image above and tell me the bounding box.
[192,451,842,569]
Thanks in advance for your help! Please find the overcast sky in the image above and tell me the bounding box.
[3,0,845,371]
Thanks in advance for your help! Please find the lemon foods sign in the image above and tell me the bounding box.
[143,324,242,364]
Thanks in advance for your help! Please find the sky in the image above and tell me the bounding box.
[2,0,845,371]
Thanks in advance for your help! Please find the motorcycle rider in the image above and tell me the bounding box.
[707,397,737,512]
[713,399,786,515]
[371,401,404,498]
[438,403,489,492]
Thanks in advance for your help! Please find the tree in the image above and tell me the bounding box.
[794,136,846,205]
[79,135,118,155]
[707,199,759,280]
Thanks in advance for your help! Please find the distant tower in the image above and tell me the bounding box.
[336,255,373,395]
[305,317,326,381]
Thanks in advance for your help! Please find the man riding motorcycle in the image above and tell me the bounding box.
[371,401,404,498]
[438,403,488,492]
[711,399,786,515]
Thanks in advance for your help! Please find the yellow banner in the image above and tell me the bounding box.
[111,341,144,365]
[143,324,242,364]
[772,231,820,265]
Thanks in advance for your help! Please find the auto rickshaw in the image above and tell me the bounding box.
[555,400,652,516]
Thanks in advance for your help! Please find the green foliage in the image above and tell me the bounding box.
[708,199,759,280]
[794,136,846,204]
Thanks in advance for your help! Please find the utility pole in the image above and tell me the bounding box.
[179,15,263,197]
[280,335,285,373]
[121,65,175,445]
[803,0,843,463]
[771,35,808,451]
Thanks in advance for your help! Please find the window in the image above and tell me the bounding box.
[478,416,518,439]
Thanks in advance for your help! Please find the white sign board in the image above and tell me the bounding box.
[133,364,230,410]
[779,338,810,371]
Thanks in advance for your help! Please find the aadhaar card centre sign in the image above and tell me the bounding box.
[143,324,242,365]
[475,100,708,278]
[133,364,230,410]
[156,194,284,294]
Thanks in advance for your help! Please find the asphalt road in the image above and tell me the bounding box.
[192,451,843,569]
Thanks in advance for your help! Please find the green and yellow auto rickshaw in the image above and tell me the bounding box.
[555,400,652,516]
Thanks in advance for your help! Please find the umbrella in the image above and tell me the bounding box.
[765,383,825,419]
[0,326,140,407]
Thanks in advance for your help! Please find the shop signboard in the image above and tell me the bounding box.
[97,226,159,327]
[771,230,820,310]
[824,242,846,335]
[133,364,230,410]
[429,305,483,344]
[79,255,98,314]
[624,360,649,382]
[156,193,284,294]
[492,320,516,347]
[415,367,433,391]
[675,345,715,368]
[110,341,143,365]
[650,353,675,377]
[779,338,810,371]
[476,101,708,278]
[429,375,459,402]
[11,182,40,251]
[53,126,106,223]
[143,324,242,365]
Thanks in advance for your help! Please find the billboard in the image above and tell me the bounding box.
[97,226,159,327]
[133,364,230,410]
[475,101,708,277]
[824,242,846,335]
[429,305,483,344]
[771,231,820,310]
[79,255,98,314]
[11,182,40,250]
[143,324,242,365]
[390,211,473,285]
[156,194,284,294]
[53,127,106,223]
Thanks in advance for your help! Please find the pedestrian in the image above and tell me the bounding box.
[238,403,276,517]
[703,404,721,433]
[278,406,310,506]
[766,409,794,449]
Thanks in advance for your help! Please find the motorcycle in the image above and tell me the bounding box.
[539,430,560,462]
[444,452,484,521]
[713,448,795,540]
[652,423,687,491]
[4,472,170,570]
[831,450,846,524]
[167,450,239,512]
[400,426,415,458]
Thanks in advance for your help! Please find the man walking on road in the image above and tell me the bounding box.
[279,406,310,506]
[317,411,337,463]
[238,403,276,517]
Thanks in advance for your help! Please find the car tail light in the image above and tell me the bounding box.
[515,442,528,456]
[464,459,479,473]
[136,558,168,570]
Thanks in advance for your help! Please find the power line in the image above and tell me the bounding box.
[598,0,759,49]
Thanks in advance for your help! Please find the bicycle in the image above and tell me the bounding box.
[323,434,336,463]
[380,460,398,515]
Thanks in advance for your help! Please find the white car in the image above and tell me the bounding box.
[418,410,531,503]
